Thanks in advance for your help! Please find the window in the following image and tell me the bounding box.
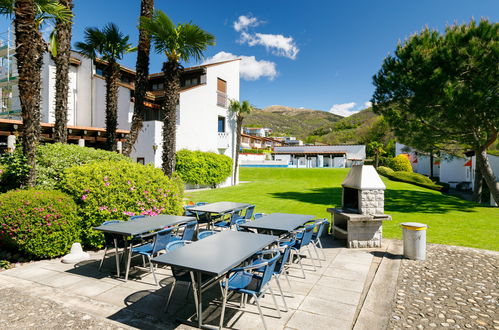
[218,116,226,133]
[181,76,200,87]
[137,157,145,165]
[217,78,227,108]
[95,68,104,76]
[152,83,164,91]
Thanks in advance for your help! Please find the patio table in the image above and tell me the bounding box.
[93,214,196,281]
[240,212,316,235]
[188,202,252,229]
[152,230,278,329]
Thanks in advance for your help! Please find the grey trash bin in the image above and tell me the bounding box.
[400,222,427,260]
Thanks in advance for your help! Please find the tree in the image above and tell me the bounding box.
[122,0,154,157]
[0,0,71,186]
[75,23,134,151]
[367,141,385,169]
[229,99,253,183]
[372,19,499,204]
[52,0,73,143]
[140,10,215,177]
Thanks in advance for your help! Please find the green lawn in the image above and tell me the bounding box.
[186,168,499,251]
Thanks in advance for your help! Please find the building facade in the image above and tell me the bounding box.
[273,145,366,168]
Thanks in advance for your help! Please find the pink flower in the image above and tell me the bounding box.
[81,195,87,200]
[127,180,132,185]
[105,182,110,186]
[130,187,135,191]
[47,223,52,226]
[144,190,149,194]
[103,176,109,181]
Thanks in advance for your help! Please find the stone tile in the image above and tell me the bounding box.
[308,284,361,306]
[322,266,367,281]
[316,275,365,293]
[42,272,91,289]
[329,260,371,273]
[298,295,356,321]
[65,278,116,297]
[93,285,144,307]
[286,310,352,330]
[8,266,60,283]
[224,306,293,330]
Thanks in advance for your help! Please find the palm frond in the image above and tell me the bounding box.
[75,23,133,62]
[0,0,14,16]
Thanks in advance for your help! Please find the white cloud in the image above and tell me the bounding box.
[329,102,360,117]
[204,51,277,81]
[364,101,372,108]
[233,15,261,32]
[240,31,299,60]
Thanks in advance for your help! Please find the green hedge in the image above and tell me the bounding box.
[0,189,80,258]
[175,149,233,187]
[377,167,445,191]
[241,149,266,154]
[62,160,184,248]
[389,154,413,172]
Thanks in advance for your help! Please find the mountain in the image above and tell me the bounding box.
[244,105,343,138]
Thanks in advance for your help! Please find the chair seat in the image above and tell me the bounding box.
[214,221,230,228]
[170,235,182,242]
[131,243,153,255]
[223,271,254,290]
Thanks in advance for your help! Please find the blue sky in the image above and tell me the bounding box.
[1,1,498,116]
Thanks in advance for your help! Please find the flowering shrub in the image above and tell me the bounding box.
[175,149,233,187]
[62,160,184,248]
[0,189,80,258]
[389,154,413,172]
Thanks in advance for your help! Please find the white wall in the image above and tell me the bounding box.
[240,153,266,162]
[440,156,471,184]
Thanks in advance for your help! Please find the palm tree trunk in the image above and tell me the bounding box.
[14,0,44,187]
[472,166,483,203]
[161,61,182,177]
[234,116,243,184]
[53,0,73,143]
[104,61,120,151]
[123,0,153,156]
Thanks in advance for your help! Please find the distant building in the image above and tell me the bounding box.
[240,133,282,150]
[273,145,366,168]
[273,136,304,146]
[243,127,272,137]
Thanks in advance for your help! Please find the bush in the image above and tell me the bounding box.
[36,143,131,189]
[378,168,445,191]
[377,166,395,177]
[389,154,413,172]
[240,149,265,154]
[0,150,30,192]
[0,189,80,258]
[175,149,233,187]
[62,160,184,248]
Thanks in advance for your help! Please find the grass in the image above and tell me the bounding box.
[186,168,499,251]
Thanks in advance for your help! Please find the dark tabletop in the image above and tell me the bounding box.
[188,202,251,214]
[93,215,196,236]
[240,213,316,233]
[151,230,277,276]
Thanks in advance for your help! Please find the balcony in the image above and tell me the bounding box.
[217,91,227,108]
[217,132,230,149]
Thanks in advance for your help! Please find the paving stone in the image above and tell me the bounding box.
[286,310,351,330]
[298,295,356,321]
[308,284,361,305]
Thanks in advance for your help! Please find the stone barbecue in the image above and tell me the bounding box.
[327,165,391,248]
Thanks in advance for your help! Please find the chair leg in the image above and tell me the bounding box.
[268,286,282,318]
[148,256,158,286]
[254,294,268,330]
[98,246,108,271]
[189,272,200,319]
[114,238,120,277]
[142,255,146,267]
[274,277,288,312]
[164,279,177,313]
[306,246,317,271]
[219,277,229,330]
[294,250,306,279]
[317,238,326,260]
[312,243,322,267]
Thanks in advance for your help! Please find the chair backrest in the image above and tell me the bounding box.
[196,202,207,206]
[229,213,242,227]
[101,220,123,246]
[197,230,216,240]
[275,239,295,274]
[152,228,174,254]
[296,224,315,248]
[165,239,189,252]
[244,205,255,219]
[181,220,197,241]
[235,218,246,231]
[253,250,281,294]
[129,215,146,221]
[314,219,328,239]
[253,213,265,219]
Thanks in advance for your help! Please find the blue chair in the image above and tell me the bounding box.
[290,224,317,278]
[253,213,266,219]
[171,220,197,242]
[129,215,146,221]
[131,227,175,285]
[219,250,282,330]
[214,212,241,230]
[311,219,328,261]
[183,205,195,217]
[98,220,125,272]
[243,205,255,219]
[235,218,247,231]
[197,230,216,240]
[163,240,198,314]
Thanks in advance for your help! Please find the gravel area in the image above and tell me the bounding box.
[0,287,129,330]
[388,244,499,329]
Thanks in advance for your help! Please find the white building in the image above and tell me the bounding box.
[0,47,240,186]
[243,127,272,137]
[273,145,366,168]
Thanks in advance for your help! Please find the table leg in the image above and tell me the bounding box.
[197,271,203,327]
[125,240,132,282]
[113,238,120,277]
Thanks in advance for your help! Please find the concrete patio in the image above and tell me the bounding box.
[0,237,402,329]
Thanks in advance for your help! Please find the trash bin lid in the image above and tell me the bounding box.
[400,222,427,230]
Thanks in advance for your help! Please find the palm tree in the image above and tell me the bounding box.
[122,0,154,157]
[229,99,253,183]
[0,0,71,186]
[52,0,73,143]
[367,141,385,169]
[75,23,134,151]
[140,10,215,176]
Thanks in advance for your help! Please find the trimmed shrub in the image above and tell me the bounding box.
[389,154,413,172]
[36,143,131,189]
[175,149,233,187]
[62,160,184,248]
[0,189,80,258]
[378,169,445,191]
[377,166,395,177]
[0,150,30,192]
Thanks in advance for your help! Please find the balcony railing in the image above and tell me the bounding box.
[217,91,228,108]
[217,132,230,149]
